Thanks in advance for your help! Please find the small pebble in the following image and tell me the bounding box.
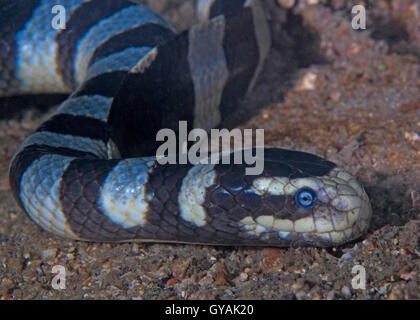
[224,289,235,297]
[326,290,336,300]
[298,72,317,91]
[276,0,295,9]
[405,132,420,143]
[238,272,248,281]
[329,91,341,102]
[291,281,304,290]
[378,283,391,296]
[341,286,352,298]
[41,248,57,260]
[295,290,307,300]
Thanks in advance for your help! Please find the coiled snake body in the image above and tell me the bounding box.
[3,0,372,246]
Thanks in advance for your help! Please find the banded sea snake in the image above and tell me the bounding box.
[2,0,372,246]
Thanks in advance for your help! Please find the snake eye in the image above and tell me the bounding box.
[295,188,317,208]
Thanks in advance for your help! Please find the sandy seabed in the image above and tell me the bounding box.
[0,0,418,299]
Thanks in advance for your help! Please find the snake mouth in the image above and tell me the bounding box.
[240,167,372,246]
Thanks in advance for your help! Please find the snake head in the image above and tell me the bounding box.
[237,149,372,247]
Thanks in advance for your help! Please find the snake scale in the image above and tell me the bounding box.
[2,0,372,246]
